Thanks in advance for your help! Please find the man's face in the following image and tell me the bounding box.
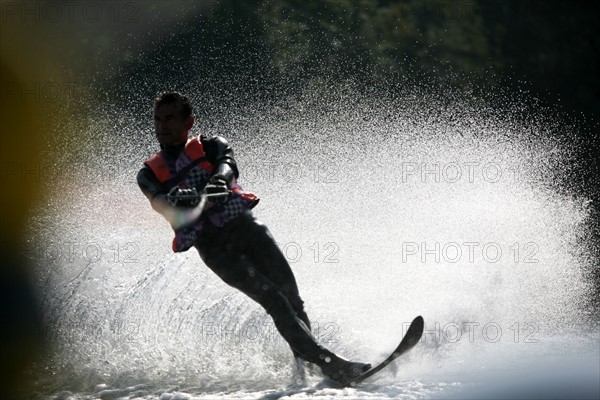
[154,103,194,147]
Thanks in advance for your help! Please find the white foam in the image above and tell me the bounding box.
[28,83,597,399]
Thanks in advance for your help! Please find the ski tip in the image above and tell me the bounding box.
[409,316,425,338]
[413,315,424,328]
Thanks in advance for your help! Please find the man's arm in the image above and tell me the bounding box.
[201,135,239,186]
[137,166,174,220]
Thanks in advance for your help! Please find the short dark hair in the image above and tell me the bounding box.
[154,91,193,119]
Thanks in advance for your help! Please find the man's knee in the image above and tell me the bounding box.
[258,289,295,319]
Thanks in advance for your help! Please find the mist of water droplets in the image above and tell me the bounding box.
[27,77,597,396]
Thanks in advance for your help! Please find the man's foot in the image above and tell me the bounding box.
[318,355,371,384]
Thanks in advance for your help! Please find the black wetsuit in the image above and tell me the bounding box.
[137,136,337,365]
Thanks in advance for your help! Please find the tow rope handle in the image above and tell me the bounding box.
[166,190,231,230]
[165,190,231,202]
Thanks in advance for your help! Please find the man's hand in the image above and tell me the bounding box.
[166,187,201,208]
[205,175,230,204]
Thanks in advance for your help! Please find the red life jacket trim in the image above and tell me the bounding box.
[145,137,210,184]
[144,153,172,183]
[187,137,214,172]
[183,137,206,160]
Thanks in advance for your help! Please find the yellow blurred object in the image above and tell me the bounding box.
[1,3,71,397]
[0,61,43,241]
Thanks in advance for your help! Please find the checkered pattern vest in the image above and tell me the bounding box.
[144,136,259,252]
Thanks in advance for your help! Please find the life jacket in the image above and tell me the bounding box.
[144,136,259,252]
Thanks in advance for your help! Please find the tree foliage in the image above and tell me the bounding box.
[90,0,598,121]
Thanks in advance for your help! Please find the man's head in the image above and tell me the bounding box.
[153,91,194,147]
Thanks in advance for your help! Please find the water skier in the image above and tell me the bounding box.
[137,91,370,384]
